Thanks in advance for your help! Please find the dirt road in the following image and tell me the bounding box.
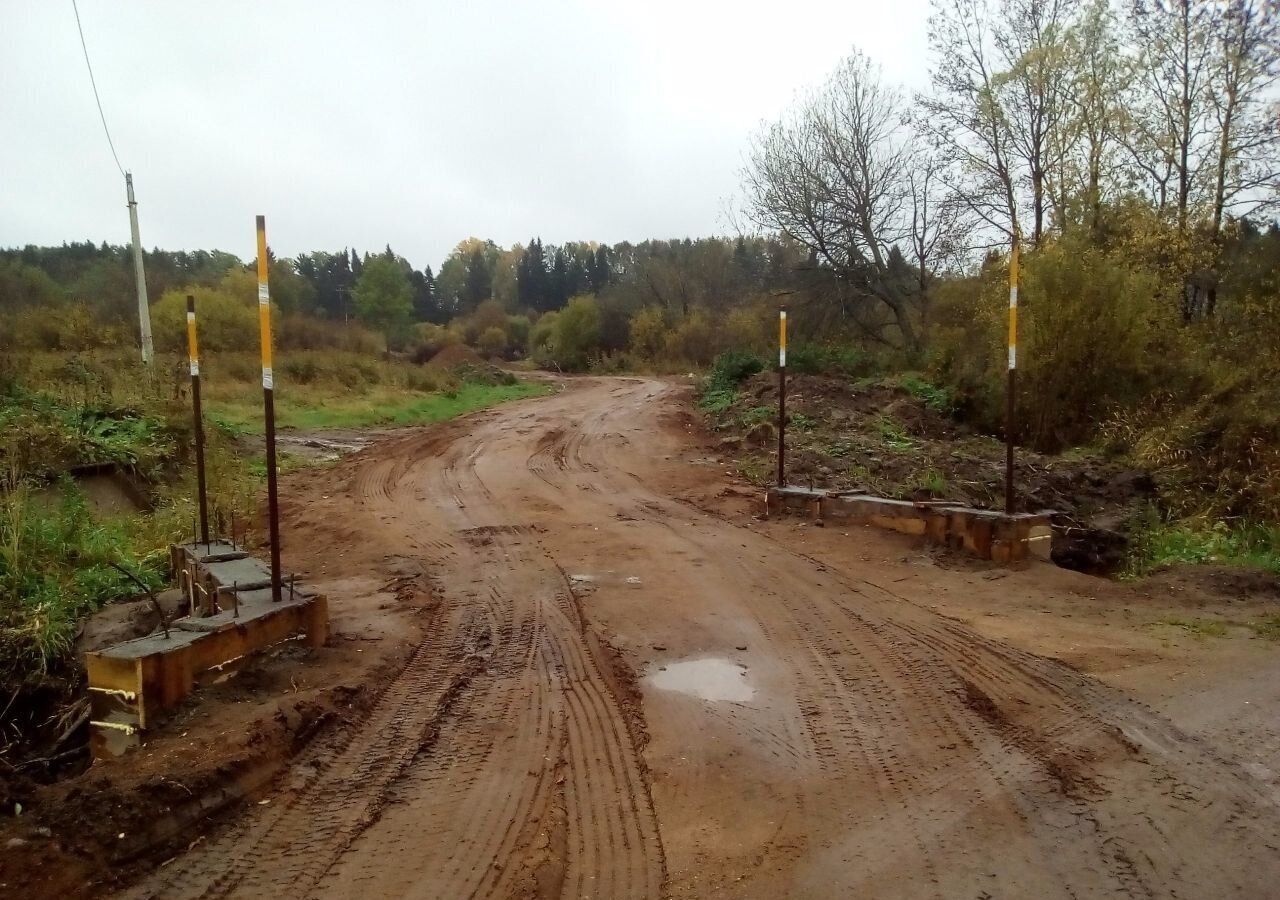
[123,377,1280,899]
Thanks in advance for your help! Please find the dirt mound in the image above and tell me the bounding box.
[423,343,485,371]
[743,372,961,440]
[423,344,514,385]
[717,373,1158,573]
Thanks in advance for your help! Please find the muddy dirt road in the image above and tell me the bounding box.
[123,377,1280,899]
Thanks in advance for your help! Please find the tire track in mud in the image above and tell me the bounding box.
[123,385,665,900]
[549,387,1280,897]
[121,377,1280,900]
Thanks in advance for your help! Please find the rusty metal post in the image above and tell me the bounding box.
[257,215,283,602]
[187,295,210,545]
[777,305,787,487]
[1005,240,1020,515]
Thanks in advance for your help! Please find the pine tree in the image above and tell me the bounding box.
[518,237,549,311]
[550,247,569,308]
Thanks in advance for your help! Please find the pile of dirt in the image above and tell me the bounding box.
[713,373,1158,573]
[423,344,514,385]
[423,343,485,371]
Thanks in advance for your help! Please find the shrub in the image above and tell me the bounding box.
[409,322,461,363]
[706,350,765,391]
[461,300,509,345]
[629,306,667,359]
[529,312,557,357]
[2,304,124,352]
[699,350,765,416]
[722,304,773,354]
[152,285,257,353]
[535,296,601,372]
[898,373,954,413]
[478,326,508,358]
[666,311,718,366]
[276,314,382,353]
[505,315,531,353]
[930,234,1185,451]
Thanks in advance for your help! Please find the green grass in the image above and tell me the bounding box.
[1126,514,1280,578]
[211,380,551,433]
[874,415,917,452]
[906,467,951,498]
[699,386,738,416]
[898,373,953,414]
[1,480,166,674]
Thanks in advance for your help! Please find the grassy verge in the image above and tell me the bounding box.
[1126,516,1280,578]
[210,380,550,433]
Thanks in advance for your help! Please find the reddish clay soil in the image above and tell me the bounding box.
[5,376,1280,899]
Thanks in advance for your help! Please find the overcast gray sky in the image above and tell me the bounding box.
[2,0,931,269]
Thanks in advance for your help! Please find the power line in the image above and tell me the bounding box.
[71,0,125,176]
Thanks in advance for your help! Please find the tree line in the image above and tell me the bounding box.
[0,232,811,351]
[743,0,1279,354]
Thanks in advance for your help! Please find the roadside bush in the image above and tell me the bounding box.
[478,326,508,358]
[1108,363,1280,520]
[929,234,1185,451]
[2,304,125,352]
[707,349,765,389]
[152,285,257,353]
[457,299,509,346]
[592,350,637,373]
[505,315,531,354]
[629,306,667,359]
[597,295,632,354]
[0,387,178,480]
[529,312,558,358]
[700,350,765,413]
[534,296,601,372]
[722,304,773,354]
[666,311,718,366]
[276,314,383,353]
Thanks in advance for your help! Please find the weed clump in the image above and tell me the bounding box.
[700,351,765,414]
[0,479,164,675]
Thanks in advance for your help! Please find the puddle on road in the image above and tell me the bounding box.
[645,657,756,704]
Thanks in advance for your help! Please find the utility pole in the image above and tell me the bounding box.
[125,172,154,364]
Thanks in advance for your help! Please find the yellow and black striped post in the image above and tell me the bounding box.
[256,215,283,602]
[777,305,788,487]
[186,294,209,546]
[1005,240,1019,515]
